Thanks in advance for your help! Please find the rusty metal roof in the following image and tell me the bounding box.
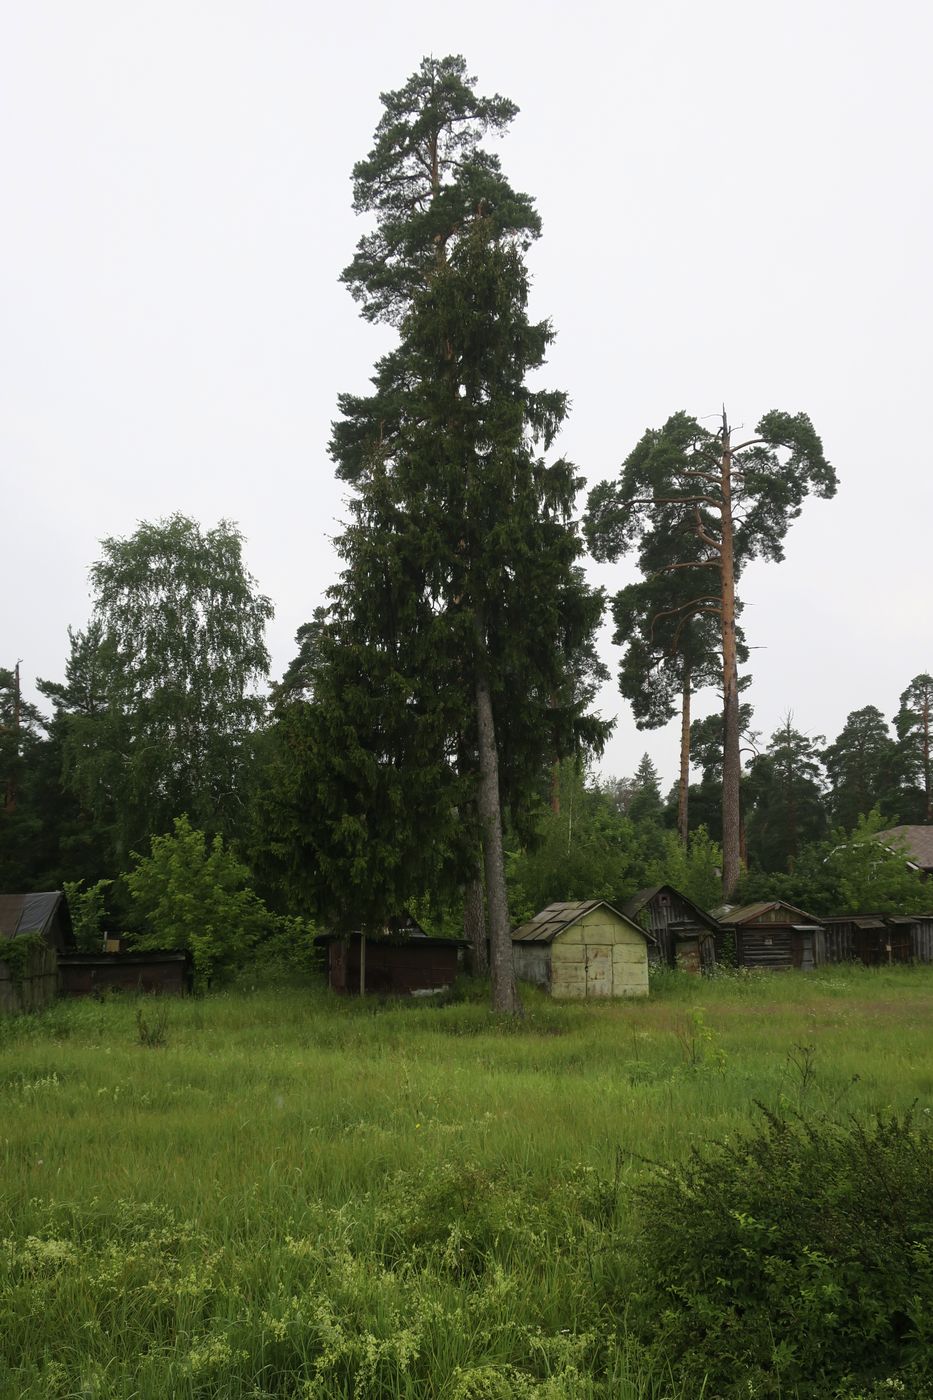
[511,899,653,943]
[715,899,823,927]
[0,892,71,942]
[875,825,933,870]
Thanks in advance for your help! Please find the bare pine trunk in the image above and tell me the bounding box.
[719,416,742,899]
[918,694,924,823]
[678,667,691,847]
[463,866,488,975]
[474,651,520,1015]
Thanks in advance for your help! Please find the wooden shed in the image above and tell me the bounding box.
[621,885,718,972]
[714,900,825,971]
[316,926,464,997]
[511,900,654,998]
[0,891,74,1013]
[57,950,192,997]
[822,913,933,966]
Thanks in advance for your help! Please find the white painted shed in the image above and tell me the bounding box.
[511,900,654,999]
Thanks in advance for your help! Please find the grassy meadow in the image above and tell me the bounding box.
[1,966,932,1399]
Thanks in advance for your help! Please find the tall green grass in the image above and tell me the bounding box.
[1,966,931,1397]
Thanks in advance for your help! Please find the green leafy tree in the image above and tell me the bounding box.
[127,816,270,986]
[743,716,826,872]
[272,57,609,1012]
[63,879,113,952]
[586,409,836,898]
[894,673,933,823]
[48,518,272,866]
[823,705,903,831]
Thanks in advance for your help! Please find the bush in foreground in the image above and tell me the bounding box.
[627,1107,933,1399]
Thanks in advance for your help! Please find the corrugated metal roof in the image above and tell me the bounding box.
[0,892,69,941]
[511,900,652,943]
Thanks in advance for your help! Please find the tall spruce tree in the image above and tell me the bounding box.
[303,57,610,1011]
[586,408,835,897]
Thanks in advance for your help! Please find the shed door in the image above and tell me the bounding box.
[585,944,612,997]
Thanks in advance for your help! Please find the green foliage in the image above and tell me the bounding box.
[823,706,905,831]
[44,517,272,869]
[0,932,45,989]
[125,816,270,987]
[628,1107,933,1399]
[262,58,609,942]
[737,809,927,915]
[645,826,723,912]
[63,878,112,951]
[828,810,929,914]
[894,672,933,821]
[744,715,827,871]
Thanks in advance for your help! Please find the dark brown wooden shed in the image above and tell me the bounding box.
[316,927,464,997]
[57,950,192,997]
[621,885,719,972]
[821,914,932,966]
[713,900,825,971]
[0,891,74,1012]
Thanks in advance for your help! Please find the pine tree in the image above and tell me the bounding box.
[823,706,903,831]
[278,57,609,1010]
[894,674,933,823]
[586,408,835,897]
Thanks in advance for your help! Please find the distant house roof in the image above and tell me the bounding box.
[621,885,721,932]
[875,825,933,872]
[0,892,74,947]
[512,899,654,944]
[711,899,823,927]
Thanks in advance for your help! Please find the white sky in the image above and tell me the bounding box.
[3,0,932,791]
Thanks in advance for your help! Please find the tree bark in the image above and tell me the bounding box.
[678,665,691,848]
[924,689,931,823]
[473,635,520,1014]
[359,932,366,997]
[719,414,742,899]
[463,865,488,975]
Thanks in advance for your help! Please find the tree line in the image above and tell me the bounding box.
[2,57,928,1003]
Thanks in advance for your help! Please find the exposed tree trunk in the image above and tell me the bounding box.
[678,665,691,847]
[463,865,488,974]
[918,691,924,823]
[473,625,520,1014]
[4,662,20,815]
[359,932,366,996]
[719,414,742,899]
[550,760,561,814]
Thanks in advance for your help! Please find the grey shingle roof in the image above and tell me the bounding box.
[876,825,933,870]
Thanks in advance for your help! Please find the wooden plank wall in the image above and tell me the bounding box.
[0,945,58,1014]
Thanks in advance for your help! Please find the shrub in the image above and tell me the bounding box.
[625,1107,933,1398]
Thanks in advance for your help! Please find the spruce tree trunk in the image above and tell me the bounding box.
[678,666,691,848]
[719,417,742,900]
[463,866,488,975]
[473,639,520,1014]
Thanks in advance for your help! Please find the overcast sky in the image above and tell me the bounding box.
[3,0,931,791]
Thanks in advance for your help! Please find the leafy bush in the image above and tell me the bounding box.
[63,878,112,951]
[126,815,271,987]
[626,1107,933,1399]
